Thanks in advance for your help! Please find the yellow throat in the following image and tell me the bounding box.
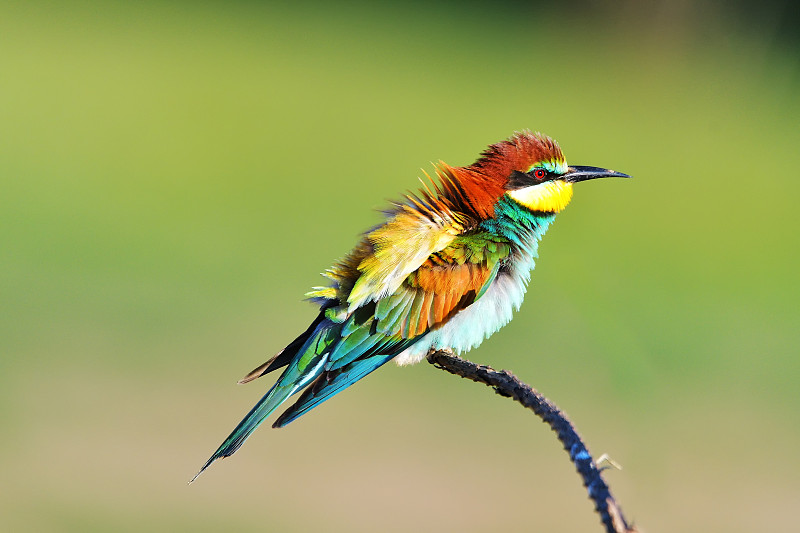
[508,180,574,213]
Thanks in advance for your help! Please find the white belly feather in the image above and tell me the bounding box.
[394,249,536,366]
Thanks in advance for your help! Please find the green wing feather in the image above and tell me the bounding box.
[267,230,512,428]
[194,197,511,481]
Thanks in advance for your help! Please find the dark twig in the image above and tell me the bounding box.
[426,349,637,533]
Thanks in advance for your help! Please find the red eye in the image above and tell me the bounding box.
[533,168,547,180]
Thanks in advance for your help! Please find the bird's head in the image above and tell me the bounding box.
[443,131,630,218]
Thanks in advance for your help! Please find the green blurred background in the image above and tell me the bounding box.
[2,1,798,531]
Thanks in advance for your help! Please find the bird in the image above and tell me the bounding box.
[191,131,629,482]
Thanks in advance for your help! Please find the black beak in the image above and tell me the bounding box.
[563,165,631,183]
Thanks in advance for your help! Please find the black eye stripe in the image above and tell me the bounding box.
[508,170,532,189]
[507,169,556,190]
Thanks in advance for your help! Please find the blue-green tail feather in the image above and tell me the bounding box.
[191,313,418,482]
[272,353,396,428]
[272,335,417,428]
[190,321,335,483]
[237,313,326,384]
[190,381,295,483]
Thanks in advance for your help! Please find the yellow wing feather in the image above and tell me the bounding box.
[347,201,466,311]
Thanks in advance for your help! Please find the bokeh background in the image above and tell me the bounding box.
[2,1,799,531]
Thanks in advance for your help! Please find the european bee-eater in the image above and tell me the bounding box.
[192,131,629,482]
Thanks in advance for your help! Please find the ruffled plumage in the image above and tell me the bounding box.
[192,131,571,482]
